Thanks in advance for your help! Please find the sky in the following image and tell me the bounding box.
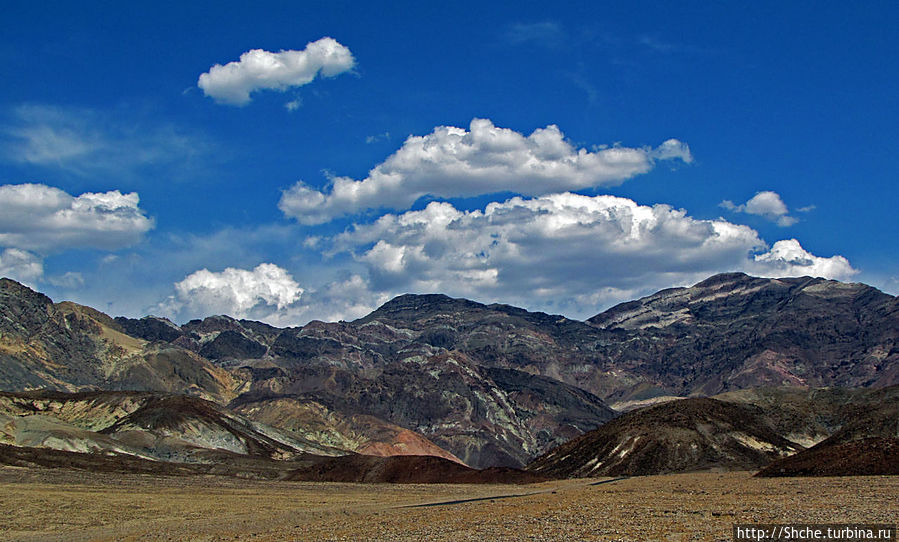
[1,1,897,325]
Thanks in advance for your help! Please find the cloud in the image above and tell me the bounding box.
[198,38,356,106]
[279,118,693,224]
[46,271,86,289]
[161,263,386,326]
[285,98,302,112]
[721,190,798,227]
[750,239,856,279]
[1,104,212,178]
[0,248,43,286]
[331,192,856,318]
[365,131,391,144]
[504,21,565,48]
[168,263,303,320]
[0,183,154,252]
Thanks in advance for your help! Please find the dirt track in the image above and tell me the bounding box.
[0,467,895,541]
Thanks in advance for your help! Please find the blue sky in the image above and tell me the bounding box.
[1,1,896,324]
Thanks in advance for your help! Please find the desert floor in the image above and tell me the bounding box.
[0,467,894,541]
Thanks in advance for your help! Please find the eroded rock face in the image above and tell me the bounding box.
[231,352,615,468]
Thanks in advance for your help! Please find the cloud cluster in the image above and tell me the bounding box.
[0,183,154,253]
[721,190,798,227]
[170,263,303,320]
[279,118,692,224]
[163,263,387,326]
[198,38,356,105]
[330,192,856,317]
[750,239,856,279]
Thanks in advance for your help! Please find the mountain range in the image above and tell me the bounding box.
[0,272,896,474]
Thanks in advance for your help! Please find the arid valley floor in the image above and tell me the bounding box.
[0,468,894,541]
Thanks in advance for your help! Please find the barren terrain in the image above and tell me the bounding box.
[0,468,894,541]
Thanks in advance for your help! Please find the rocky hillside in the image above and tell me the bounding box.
[0,280,235,402]
[755,438,899,477]
[526,398,802,477]
[0,390,340,462]
[755,385,899,476]
[528,385,899,477]
[587,273,898,401]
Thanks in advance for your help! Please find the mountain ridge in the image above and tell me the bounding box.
[0,273,896,469]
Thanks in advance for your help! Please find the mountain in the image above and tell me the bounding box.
[0,272,896,470]
[526,398,802,477]
[0,279,236,402]
[0,278,616,468]
[586,273,899,401]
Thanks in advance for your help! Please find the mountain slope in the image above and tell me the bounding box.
[586,273,899,400]
[0,279,237,402]
[526,398,802,477]
[0,390,340,462]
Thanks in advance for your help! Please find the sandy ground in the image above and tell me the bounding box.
[0,467,895,541]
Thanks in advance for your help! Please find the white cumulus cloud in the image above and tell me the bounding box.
[170,263,303,320]
[162,263,386,326]
[0,183,154,252]
[279,118,693,224]
[331,192,855,318]
[721,190,798,227]
[750,239,856,279]
[198,38,356,105]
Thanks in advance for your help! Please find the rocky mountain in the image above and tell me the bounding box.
[587,273,899,401]
[0,278,617,468]
[526,398,802,477]
[0,273,896,470]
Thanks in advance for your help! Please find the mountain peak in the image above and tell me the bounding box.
[358,293,487,323]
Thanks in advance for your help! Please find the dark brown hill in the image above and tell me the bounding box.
[526,398,802,477]
[755,386,899,476]
[756,438,899,477]
[285,453,548,484]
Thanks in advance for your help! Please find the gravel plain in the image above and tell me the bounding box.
[0,467,895,541]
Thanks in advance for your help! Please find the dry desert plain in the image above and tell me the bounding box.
[0,467,895,541]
